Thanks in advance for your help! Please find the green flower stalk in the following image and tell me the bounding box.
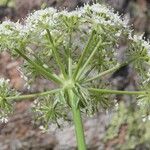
[0,3,150,149]
[0,78,19,122]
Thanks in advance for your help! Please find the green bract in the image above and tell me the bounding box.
[0,78,18,120]
[0,3,150,149]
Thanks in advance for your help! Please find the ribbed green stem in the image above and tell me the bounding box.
[68,33,72,77]
[84,64,120,83]
[88,88,146,95]
[14,49,62,84]
[6,89,60,101]
[68,56,72,77]
[68,89,86,150]
[73,30,95,79]
[75,40,102,81]
[84,56,144,83]
[46,29,67,79]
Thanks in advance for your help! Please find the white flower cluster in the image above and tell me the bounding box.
[0,20,31,40]
[82,4,128,27]
[0,3,129,49]
[0,78,11,120]
[0,78,10,89]
[0,20,30,52]
[0,115,8,123]
[0,3,150,68]
[0,20,22,35]
[25,7,57,31]
[0,78,10,99]
[129,33,150,52]
[0,78,19,101]
[0,78,20,120]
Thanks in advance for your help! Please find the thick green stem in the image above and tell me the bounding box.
[6,89,60,101]
[88,88,146,95]
[68,90,86,150]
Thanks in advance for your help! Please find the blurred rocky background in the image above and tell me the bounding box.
[0,0,150,149]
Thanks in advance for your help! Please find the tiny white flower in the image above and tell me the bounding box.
[115,30,122,37]
[92,4,109,13]
[129,33,150,51]
[142,117,146,122]
[0,117,8,123]
[39,125,45,130]
[0,78,10,85]
[59,10,82,18]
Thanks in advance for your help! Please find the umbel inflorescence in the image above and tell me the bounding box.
[0,3,150,149]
